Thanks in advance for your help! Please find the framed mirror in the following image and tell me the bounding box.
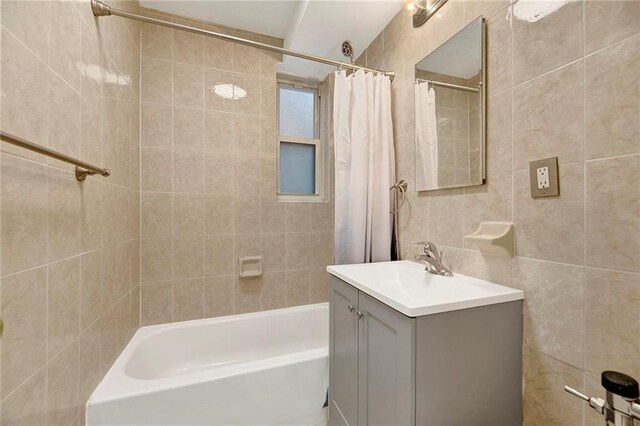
[414,16,486,191]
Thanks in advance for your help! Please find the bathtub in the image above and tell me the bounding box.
[87,303,329,425]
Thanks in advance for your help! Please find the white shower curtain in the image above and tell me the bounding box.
[333,69,395,265]
[415,81,438,189]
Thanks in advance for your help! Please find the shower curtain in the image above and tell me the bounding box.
[333,69,395,265]
[415,81,438,189]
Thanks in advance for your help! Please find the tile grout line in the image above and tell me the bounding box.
[585,152,640,163]
[583,31,640,61]
[581,0,588,398]
[138,19,143,331]
[0,244,113,281]
[201,32,207,319]
[45,85,51,419]
[259,43,264,312]
[170,24,175,324]
[509,0,515,264]
[231,37,237,315]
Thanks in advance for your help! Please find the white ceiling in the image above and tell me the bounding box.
[140,0,403,80]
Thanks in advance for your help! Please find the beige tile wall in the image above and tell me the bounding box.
[2,0,635,423]
[357,1,640,424]
[0,0,141,423]
[139,9,332,326]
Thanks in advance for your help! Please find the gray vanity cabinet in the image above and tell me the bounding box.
[328,274,523,426]
[329,276,415,426]
[357,291,415,425]
[329,277,359,425]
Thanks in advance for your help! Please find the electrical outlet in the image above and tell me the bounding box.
[537,166,550,189]
[529,157,559,198]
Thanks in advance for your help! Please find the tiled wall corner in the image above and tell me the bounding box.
[359,0,640,424]
[0,0,142,422]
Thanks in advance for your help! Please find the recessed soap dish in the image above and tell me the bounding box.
[464,222,514,257]
[238,256,263,278]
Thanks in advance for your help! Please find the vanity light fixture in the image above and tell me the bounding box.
[403,0,449,27]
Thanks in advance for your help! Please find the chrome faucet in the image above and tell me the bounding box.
[414,241,453,277]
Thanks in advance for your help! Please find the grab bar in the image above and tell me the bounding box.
[0,131,111,181]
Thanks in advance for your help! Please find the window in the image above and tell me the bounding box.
[277,78,325,202]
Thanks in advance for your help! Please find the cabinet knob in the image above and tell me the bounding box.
[348,304,355,312]
[357,311,364,319]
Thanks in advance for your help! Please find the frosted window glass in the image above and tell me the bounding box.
[280,142,315,194]
[279,87,315,138]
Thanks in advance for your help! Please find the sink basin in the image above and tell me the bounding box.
[327,260,523,317]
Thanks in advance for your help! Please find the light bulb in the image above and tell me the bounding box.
[403,0,423,16]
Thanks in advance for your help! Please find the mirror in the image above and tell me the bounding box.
[414,17,485,191]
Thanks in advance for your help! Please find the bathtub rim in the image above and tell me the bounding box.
[133,301,328,343]
[88,302,329,405]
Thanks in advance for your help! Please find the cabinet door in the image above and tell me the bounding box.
[329,276,360,426]
[358,292,415,426]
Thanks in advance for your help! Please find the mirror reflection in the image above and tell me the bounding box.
[414,17,485,191]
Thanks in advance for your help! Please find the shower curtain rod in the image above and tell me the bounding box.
[91,0,395,80]
[416,78,480,93]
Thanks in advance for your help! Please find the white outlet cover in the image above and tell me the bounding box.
[537,166,549,189]
[529,157,559,198]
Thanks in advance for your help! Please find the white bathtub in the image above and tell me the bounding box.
[87,303,329,425]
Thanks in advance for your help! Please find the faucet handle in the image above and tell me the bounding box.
[602,370,639,400]
[414,241,434,251]
[414,241,442,259]
[564,371,640,423]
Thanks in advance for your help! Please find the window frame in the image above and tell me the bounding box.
[276,77,326,202]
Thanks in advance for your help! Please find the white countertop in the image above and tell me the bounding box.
[327,260,523,317]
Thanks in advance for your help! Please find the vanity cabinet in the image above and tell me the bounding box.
[329,277,359,425]
[357,291,414,425]
[330,276,414,425]
[328,273,523,426]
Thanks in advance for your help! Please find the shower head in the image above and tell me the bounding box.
[341,41,355,64]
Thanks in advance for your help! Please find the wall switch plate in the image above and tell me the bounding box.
[529,157,559,198]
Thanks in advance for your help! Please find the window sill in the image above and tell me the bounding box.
[277,193,328,203]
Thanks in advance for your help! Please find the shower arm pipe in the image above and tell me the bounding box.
[91,0,396,81]
[0,131,111,181]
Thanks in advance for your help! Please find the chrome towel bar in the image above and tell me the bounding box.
[0,131,111,181]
